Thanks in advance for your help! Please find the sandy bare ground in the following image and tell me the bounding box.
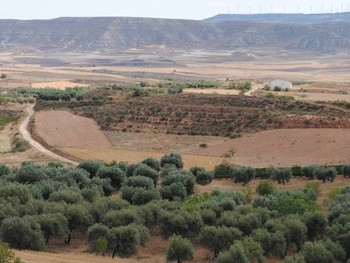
[34,111,112,149]
[31,81,88,89]
[189,129,350,168]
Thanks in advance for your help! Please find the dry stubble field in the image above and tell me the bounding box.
[33,110,350,169]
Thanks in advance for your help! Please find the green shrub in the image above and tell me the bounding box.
[214,162,232,179]
[256,181,275,196]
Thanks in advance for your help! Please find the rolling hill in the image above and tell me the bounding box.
[0,15,349,54]
[205,12,350,24]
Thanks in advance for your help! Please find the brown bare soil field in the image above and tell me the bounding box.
[33,111,112,148]
[31,81,89,89]
[191,128,350,168]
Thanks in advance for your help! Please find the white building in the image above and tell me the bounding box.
[271,80,293,90]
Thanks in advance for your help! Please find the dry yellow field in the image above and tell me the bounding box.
[58,147,224,170]
[278,91,350,103]
[31,81,88,89]
[183,88,240,95]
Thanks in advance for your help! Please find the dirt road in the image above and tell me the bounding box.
[19,105,78,165]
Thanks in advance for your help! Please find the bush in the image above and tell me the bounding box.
[195,170,214,185]
[213,162,232,179]
[304,182,321,195]
[256,181,275,196]
[0,241,23,263]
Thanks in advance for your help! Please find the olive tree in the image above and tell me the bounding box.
[160,153,183,169]
[268,168,292,185]
[199,226,242,259]
[167,235,194,263]
[96,165,125,190]
[230,167,255,186]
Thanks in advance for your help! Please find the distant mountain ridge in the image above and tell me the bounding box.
[0,15,349,55]
[205,12,350,24]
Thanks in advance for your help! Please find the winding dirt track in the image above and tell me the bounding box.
[19,105,78,165]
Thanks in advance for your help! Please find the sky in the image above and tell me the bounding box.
[1,0,349,20]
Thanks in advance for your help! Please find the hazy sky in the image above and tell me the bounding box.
[1,0,349,20]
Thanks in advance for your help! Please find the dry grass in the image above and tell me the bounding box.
[31,81,88,90]
[107,131,227,153]
[183,88,240,95]
[58,147,224,170]
[190,128,350,168]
